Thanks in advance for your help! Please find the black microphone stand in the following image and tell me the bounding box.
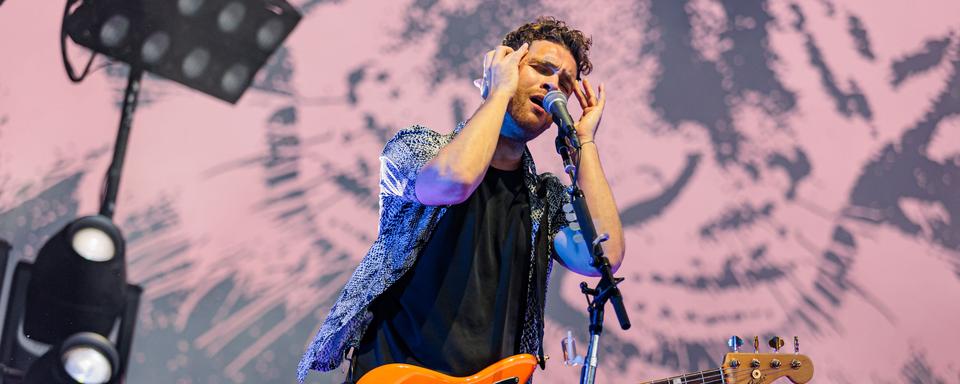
[554,136,631,384]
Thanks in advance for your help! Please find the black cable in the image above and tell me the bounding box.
[573,139,582,186]
[61,0,97,82]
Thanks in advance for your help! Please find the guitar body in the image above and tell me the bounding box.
[356,354,538,384]
[355,348,816,384]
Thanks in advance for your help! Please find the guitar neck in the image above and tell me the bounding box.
[641,367,728,384]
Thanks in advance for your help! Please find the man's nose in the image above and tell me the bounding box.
[541,81,559,93]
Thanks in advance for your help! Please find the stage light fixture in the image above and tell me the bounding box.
[1,0,300,381]
[63,0,301,103]
[23,332,119,384]
[24,215,127,345]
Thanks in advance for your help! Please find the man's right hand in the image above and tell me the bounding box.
[414,43,528,206]
[481,43,528,100]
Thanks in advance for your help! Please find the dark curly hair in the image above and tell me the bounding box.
[502,16,593,79]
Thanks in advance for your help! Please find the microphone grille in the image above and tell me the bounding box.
[542,90,566,111]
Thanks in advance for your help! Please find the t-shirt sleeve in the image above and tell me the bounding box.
[378,125,444,203]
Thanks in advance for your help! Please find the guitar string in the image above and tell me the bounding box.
[714,365,807,384]
[696,366,804,384]
[702,367,795,384]
[645,370,772,384]
[641,364,806,384]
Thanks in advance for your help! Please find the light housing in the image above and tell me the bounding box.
[63,0,301,103]
[24,215,127,345]
[23,332,119,384]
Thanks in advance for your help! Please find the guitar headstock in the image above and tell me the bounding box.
[720,352,813,383]
[720,336,814,383]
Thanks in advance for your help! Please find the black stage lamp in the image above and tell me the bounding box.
[24,215,127,344]
[0,217,139,384]
[63,0,301,103]
[0,0,299,381]
[23,332,119,384]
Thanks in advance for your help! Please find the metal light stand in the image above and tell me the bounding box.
[554,136,631,384]
[0,67,144,384]
[97,66,144,383]
[100,67,143,219]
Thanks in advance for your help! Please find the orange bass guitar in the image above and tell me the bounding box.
[357,350,814,384]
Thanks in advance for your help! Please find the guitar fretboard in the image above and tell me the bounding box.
[642,367,726,384]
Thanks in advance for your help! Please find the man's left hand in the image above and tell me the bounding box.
[572,77,605,143]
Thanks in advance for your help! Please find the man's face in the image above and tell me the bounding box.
[505,40,578,141]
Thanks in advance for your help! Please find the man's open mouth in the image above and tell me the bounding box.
[530,95,545,113]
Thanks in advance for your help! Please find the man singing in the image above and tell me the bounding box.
[298,16,624,383]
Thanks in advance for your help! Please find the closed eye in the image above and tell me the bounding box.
[533,63,553,77]
[532,63,573,96]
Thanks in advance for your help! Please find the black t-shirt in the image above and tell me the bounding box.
[353,165,532,378]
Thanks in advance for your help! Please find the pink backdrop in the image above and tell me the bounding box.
[1,0,959,382]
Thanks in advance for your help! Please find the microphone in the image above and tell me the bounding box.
[542,90,580,148]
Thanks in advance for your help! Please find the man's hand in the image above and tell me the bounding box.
[559,76,624,274]
[481,43,529,100]
[414,43,527,206]
[572,77,606,142]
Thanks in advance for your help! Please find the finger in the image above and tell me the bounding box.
[582,77,597,105]
[594,82,606,135]
[573,79,588,108]
[506,42,529,64]
[493,45,514,62]
[597,82,606,107]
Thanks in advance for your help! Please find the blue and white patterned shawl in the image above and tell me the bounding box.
[297,124,569,382]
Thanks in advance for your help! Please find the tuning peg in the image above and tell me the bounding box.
[727,336,744,352]
[794,336,800,354]
[753,336,760,353]
[768,336,785,352]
